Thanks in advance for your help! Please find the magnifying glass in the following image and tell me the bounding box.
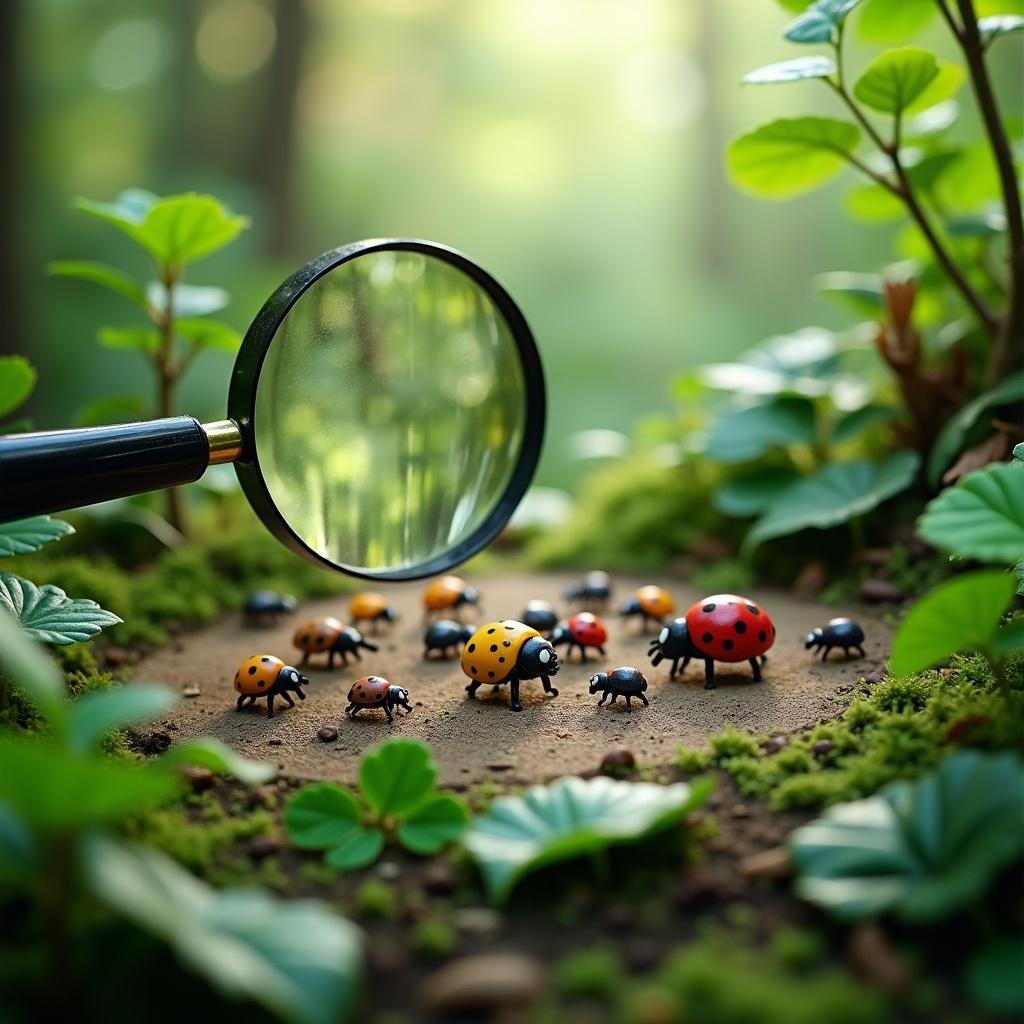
[0,239,545,581]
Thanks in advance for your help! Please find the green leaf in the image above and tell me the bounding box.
[946,211,1006,236]
[97,326,161,353]
[0,516,74,557]
[791,751,1024,922]
[857,0,936,41]
[742,56,836,85]
[75,190,158,250]
[0,609,68,731]
[927,371,1024,485]
[918,463,1024,564]
[139,194,249,267]
[784,0,862,43]
[323,827,385,870]
[832,403,898,443]
[359,738,437,817]
[890,570,1014,675]
[853,48,939,115]
[815,271,885,313]
[905,61,966,114]
[0,572,123,645]
[705,397,817,463]
[844,183,904,223]
[979,14,1024,43]
[69,683,176,755]
[713,467,802,518]
[397,794,469,854]
[464,775,713,903]
[746,451,919,550]
[966,937,1024,1015]
[176,318,242,352]
[160,738,276,785]
[727,117,861,199]
[991,617,1024,658]
[84,837,362,1024]
[1015,443,1024,463]
[147,281,229,317]
[76,394,148,427]
[48,260,147,308]
[0,355,36,419]
[285,784,365,849]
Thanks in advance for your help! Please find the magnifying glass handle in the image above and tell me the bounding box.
[0,416,219,521]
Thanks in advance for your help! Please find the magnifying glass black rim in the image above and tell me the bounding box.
[227,238,546,583]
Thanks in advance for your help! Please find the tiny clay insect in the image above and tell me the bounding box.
[647,617,696,679]
[346,675,413,723]
[805,617,865,660]
[461,619,560,712]
[233,655,308,718]
[550,612,608,663]
[349,592,398,633]
[520,599,558,634]
[564,570,612,610]
[684,595,775,690]
[589,666,649,712]
[423,575,480,621]
[618,585,675,632]
[293,618,379,668]
[243,590,297,627]
[424,619,476,659]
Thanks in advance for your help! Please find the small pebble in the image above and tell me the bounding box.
[812,740,834,757]
[761,736,788,754]
[245,835,282,860]
[600,746,636,773]
[556,731,570,739]
[268,738,283,747]
[377,861,401,881]
[317,725,339,743]
[419,954,545,1016]
[730,803,751,819]
[182,685,201,698]
[422,861,459,895]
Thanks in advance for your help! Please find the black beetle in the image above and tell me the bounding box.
[244,590,297,627]
[520,599,558,634]
[564,570,612,610]
[805,617,865,660]
[424,619,476,659]
[647,618,697,679]
[589,666,649,712]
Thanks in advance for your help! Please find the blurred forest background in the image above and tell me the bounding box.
[5,0,1021,488]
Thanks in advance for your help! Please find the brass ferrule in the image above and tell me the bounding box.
[202,419,243,465]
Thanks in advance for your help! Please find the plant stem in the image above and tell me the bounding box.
[156,269,187,536]
[952,0,1024,383]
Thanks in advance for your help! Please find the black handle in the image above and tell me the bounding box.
[0,416,211,521]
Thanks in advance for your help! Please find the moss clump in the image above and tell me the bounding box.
[708,725,761,762]
[674,747,711,774]
[553,945,625,1000]
[411,917,458,959]
[355,879,400,920]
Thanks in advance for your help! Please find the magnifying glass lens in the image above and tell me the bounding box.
[253,249,530,576]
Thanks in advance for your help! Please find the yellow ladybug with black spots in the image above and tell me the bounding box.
[349,592,398,632]
[233,654,309,718]
[423,575,479,621]
[618,585,675,632]
[460,619,560,712]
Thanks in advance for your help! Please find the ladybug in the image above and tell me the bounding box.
[647,617,697,679]
[349,592,398,633]
[618,585,675,632]
[550,612,608,663]
[424,619,476,659]
[346,675,412,723]
[805,617,865,661]
[520,599,558,635]
[564,570,612,610]
[233,655,309,718]
[243,590,297,627]
[589,666,649,712]
[461,619,560,712]
[684,594,775,690]
[293,618,379,669]
[423,575,479,620]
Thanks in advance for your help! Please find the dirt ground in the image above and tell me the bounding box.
[135,572,891,787]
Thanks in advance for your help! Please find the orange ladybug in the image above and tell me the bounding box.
[349,592,398,632]
[423,575,479,620]
[233,654,308,718]
[460,620,560,712]
[293,618,379,668]
[618,586,674,632]
[346,675,412,723]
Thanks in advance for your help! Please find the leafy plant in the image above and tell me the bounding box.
[284,738,468,870]
[463,774,713,903]
[0,516,74,557]
[51,189,249,532]
[0,571,122,645]
[790,749,1024,921]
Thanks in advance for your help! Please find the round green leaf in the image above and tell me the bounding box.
[69,683,176,755]
[853,48,940,115]
[0,356,36,419]
[323,827,385,870]
[791,751,1024,922]
[905,61,966,115]
[890,569,1015,676]
[284,783,364,850]
[359,738,437,817]
[713,466,802,518]
[856,0,936,41]
[0,516,74,557]
[727,117,861,199]
[464,775,713,903]
[784,0,862,43]
[742,56,835,85]
[918,463,1024,564]
[745,451,919,550]
[139,194,250,267]
[706,397,817,463]
[397,794,469,854]
[0,572,123,645]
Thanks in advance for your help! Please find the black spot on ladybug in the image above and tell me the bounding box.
[488,671,495,678]
[505,624,515,630]
[759,630,767,642]
[248,666,257,675]
[723,639,734,651]
[702,603,716,612]
[734,621,747,634]
[498,656,505,663]
[261,656,271,662]
[317,635,324,644]
[258,679,266,687]
[490,644,498,652]
[746,604,759,616]
[468,643,476,652]
[471,666,477,674]
[702,632,713,644]
[503,640,511,647]
[487,628,496,634]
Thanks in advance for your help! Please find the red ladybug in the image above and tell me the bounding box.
[684,594,775,690]
[550,612,608,663]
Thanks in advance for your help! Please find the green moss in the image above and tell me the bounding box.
[708,726,760,763]
[674,747,711,774]
[554,945,625,1000]
[355,879,399,920]
[411,917,457,959]
[770,927,827,972]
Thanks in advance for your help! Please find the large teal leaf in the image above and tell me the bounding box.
[853,48,939,116]
[705,398,817,463]
[464,775,713,903]
[791,751,1024,921]
[0,516,74,557]
[713,466,802,518]
[742,56,835,85]
[784,0,862,43]
[0,572,122,645]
